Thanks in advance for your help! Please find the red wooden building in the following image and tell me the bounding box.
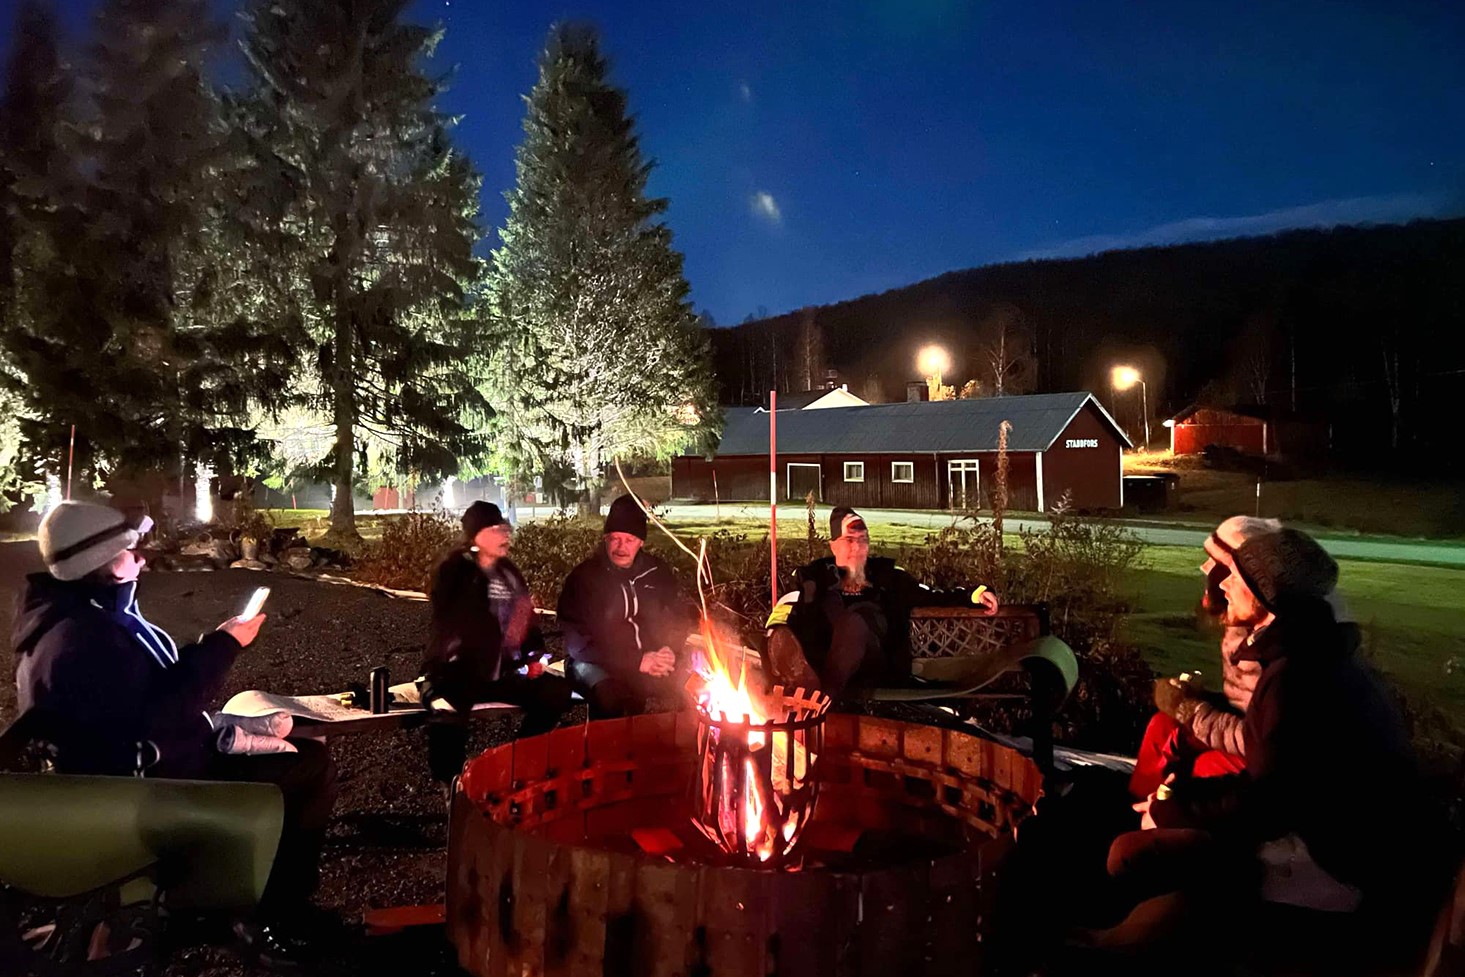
[1165,406,1268,456]
[673,392,1131,512]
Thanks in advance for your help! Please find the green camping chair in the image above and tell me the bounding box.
[0,710,284,976]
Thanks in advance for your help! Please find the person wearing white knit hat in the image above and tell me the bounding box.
[14,499,337,965]
[1128,514,1283,800]
[37,500,152,581]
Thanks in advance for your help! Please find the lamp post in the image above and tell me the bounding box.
[1112,365,1149,448]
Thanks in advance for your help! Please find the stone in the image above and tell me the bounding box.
[283,549,314,571]
[229,559,269,571]
[211,540,240,565]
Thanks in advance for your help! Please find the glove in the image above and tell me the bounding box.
[1153,676,1196,721]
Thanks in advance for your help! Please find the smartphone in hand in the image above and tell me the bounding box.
[240,586,270,622]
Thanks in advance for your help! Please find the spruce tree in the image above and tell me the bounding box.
[487,24,717,509]
[238,0,487,536]
[0,0,99,486]
[0,2,62,504]
[2,0,293,502]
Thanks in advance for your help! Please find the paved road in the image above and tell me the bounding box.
[519,502,1465,568]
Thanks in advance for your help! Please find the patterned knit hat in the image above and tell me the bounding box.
[38,501,140,581]
[1232,528,1338,614]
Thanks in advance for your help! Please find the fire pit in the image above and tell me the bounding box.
[691,685,831,867]
[447,711,1042,977]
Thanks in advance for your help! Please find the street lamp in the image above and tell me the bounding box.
[917,345,951,385]
[1112,365,1149,448]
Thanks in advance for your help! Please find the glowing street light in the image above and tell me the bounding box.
[1112,365,1149,448]
[917,345,951,383]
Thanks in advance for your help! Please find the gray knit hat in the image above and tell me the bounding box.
[1232,528,1338,614]
[38,501,141,581]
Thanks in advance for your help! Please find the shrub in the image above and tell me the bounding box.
[355,509,459,592]
[508,514,606,607]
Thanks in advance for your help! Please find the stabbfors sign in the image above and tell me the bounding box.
[1064,438,1099,448]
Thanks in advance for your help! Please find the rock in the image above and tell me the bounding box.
[283,549,315,571]
[229,559,269,570]
[178,539,215,558]
[211,540,240,565]
[260,552,278,566]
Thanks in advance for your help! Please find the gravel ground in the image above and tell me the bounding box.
[0,539,562,975]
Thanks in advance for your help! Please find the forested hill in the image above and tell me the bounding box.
[707,218,1465,466]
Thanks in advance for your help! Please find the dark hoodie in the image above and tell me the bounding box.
[12,572,239,778]
[556,548,695,673]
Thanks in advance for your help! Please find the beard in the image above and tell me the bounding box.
[839,559,868,592]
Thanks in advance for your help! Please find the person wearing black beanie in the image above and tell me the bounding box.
[420,500,573,785]
[556,495,696,717]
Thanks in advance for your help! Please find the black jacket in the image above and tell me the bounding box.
[781,556,983,676]
[557,548,695,674]
[1152,600,1434,898]
[12,572,239,778]
[422,550,543,704]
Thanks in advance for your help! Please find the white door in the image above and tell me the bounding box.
[947,459,980,509]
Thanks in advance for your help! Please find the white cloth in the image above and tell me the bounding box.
[1258,834,1363,913]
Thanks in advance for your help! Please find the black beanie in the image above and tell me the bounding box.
[1232,528,1338,614]
[461,500,507,540]
[603,495,647,540]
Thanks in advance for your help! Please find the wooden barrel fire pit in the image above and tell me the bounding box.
[447,711,1041,977]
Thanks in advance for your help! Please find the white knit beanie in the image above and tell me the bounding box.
[38,501,140,581]
[1204,515,1283,566]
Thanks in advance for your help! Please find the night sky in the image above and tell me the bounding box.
[16,0,1465,323]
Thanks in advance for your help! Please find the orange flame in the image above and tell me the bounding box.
[691,617,808,863]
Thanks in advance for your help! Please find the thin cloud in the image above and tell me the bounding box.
[739,81,753,102]
[1019,192,1456,260]
[751,191,782,223]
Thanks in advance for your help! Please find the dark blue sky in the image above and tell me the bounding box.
[21,0,1465,322]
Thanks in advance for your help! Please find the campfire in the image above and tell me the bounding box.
[686,619,831,865]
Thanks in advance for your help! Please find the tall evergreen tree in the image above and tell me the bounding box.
[487,24,717,508]
[2,0,293,502]
[238,0,487,536]
[0,2,64,505]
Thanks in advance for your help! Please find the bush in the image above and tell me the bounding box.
[355,509,459,592]
[507,515,606,607]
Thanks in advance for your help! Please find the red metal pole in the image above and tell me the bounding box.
[769,391,778,610]
[66,425,75,500]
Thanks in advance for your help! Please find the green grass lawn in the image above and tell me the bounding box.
[670,515,1465,736]
[1127,544,1465,736]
